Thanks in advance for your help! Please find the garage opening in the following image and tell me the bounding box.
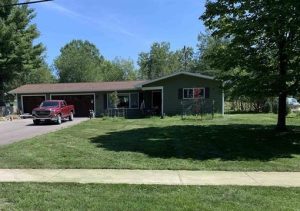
[22,96,46,114]
[51,94,95,117]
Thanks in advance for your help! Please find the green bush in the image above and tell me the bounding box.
[262,102,272,113]
[272,103,278,114]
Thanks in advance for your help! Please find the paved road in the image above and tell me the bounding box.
[0,118,88,146]
[0,169,299,187]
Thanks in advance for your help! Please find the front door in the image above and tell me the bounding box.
[152,91,162,115]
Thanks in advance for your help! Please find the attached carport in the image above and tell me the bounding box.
[50,94,95,117]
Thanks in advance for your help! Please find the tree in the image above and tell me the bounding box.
[99,60,122,82]
[98,58,137,82]
[201,0,300,130]
[0,0,44,103]
[23,62,56,84]
[194,33,228,77]
[138,42,200,80]
[111,58,137,81]
[138,42,174,80]
[8,61,55,90]
[54,40,104,83]
[173,46,197,72]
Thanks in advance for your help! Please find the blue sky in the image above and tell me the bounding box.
[31,0,207,66]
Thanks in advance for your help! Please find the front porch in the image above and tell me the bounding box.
[140,87,163,116]
[104,87,163,118]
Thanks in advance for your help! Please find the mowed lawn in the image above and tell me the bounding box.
[0,183,299,210]
[0,114,300,171]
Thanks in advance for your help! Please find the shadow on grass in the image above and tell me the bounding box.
[90,124,300,161]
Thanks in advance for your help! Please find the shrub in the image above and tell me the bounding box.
[262,102,272,113]
[272,102,278,114]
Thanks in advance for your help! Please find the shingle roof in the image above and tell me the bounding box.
[9,72,217,94]
[9,80,146,94]
[138,71,216,87]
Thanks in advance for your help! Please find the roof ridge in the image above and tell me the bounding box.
[21,80,147,86]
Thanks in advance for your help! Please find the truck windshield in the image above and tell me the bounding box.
[40,101,59,107]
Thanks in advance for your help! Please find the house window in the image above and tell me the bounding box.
[183,88,205,99]
[184,89,194,99]
[117,94,130,108]
[108,92,139,109]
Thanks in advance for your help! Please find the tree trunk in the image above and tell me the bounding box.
[276,39,288,131]
[276,92,287,131]
[0,77,5,106]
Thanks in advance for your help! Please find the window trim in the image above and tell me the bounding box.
[107,92,140,109]
[183,88,205,99]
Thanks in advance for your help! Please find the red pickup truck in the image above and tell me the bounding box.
[32,100,75,125]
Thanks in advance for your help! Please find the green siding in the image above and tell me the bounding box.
[16,74,223,117]
[143,74,223,115]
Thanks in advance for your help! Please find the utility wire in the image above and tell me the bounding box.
[0,0,53,7]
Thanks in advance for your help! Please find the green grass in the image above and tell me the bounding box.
[0,183,299,210]
[0,114,300,171]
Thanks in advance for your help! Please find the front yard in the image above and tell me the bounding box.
[0,183,300,210]
[0,114,300,171]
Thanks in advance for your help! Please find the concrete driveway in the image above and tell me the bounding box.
[0,118,88,146]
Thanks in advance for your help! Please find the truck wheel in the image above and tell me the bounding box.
[33,120,40,125]
[69,112,74,121]
[57,115,62,125]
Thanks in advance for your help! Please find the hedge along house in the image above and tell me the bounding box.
[9,72,224,117]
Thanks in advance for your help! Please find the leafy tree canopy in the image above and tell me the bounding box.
[55,40,138,82]
[0,0,44,102]
[201,0,300,130]
[54,40,104,83]
[137,42,200,80]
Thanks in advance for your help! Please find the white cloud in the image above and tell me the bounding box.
[44,2,137,38]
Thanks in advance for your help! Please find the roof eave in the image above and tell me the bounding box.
[140,71,216,87]
[9,87,143,95]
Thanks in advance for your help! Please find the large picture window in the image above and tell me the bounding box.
[117,94,130,108]
[183,88,205,99]
[108,92,139,109]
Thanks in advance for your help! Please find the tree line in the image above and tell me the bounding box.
[54,38,216,83]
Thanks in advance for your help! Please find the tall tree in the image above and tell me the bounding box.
[138,42,200,79]
[23,62,56,84]
[111,58,137,81]
[201,0,300,130]
[173,46,197,72]
[100,58,137,81]
[194,33,228,76]
[138,42,174,80]
[0,0,44,104]
[99,60,122,82]
[54,40,104,83]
